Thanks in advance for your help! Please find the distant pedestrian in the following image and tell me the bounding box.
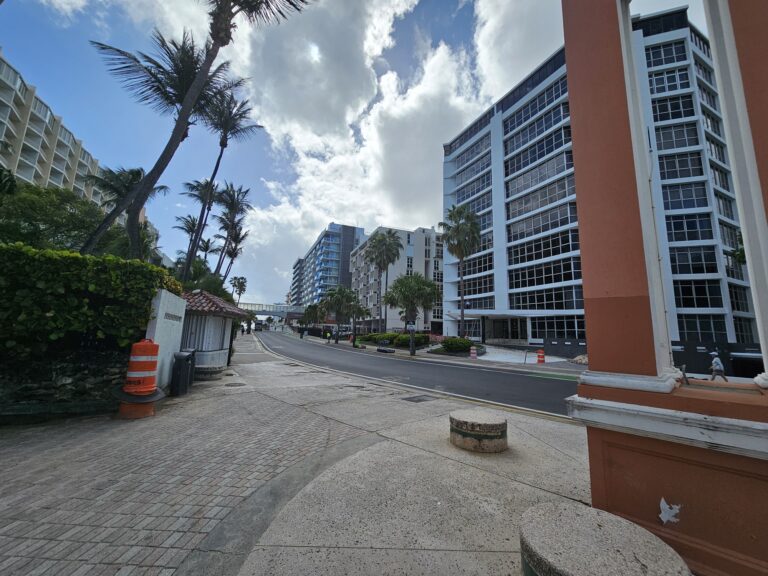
[709,352,728,382]
[241,325,245,335]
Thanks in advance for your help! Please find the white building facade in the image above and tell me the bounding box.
[350,226,443,333]
[442,7,756,361]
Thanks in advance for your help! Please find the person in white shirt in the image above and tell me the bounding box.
[709,352,728,382]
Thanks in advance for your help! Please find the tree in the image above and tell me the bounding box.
[301,303,320,326]
[81,2,308,255]
[383,273,439,356]
[0,182,107,250]
[364,229,403,333]
[229,275,247,304]
[213,183,251,276]
[80,30,240,256]
[98,221,161,262]
[0,167,16,196]
[222,225,248,281]
[86,167,168,254]
[322,286,357,343]
[173,214,199,246]
[198,237,219,264]
[183,91,262,280]
[439,204,480,338]
[349,302,369,348]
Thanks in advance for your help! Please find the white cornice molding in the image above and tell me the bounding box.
[577,368,681,393]
[567,395,768,460]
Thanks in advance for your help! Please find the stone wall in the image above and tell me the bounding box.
[0,350,127,423]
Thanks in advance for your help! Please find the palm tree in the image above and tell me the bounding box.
[0,167,16,196]
[364,229,403,333]
[80,30,240,256]
[181,179,219,262]
[323,286,357,343]
[222,226,248,280]
[349,302,369,348]
[173,214,199,247]
[81,2,308,256]
[198,237,219,263]
[86,167,168,251]
[229,275,247,304]
[439,204,480,338]
[301,303,320,327]
[183,92,262,280]
[213,183,252,276]
[383,273,439,356]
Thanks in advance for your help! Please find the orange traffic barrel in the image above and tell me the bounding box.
[537,349,545,364]
[114,339,164,419]
[470,346,477,359]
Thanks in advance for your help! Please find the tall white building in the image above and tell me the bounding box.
[442,7,756,362]
[350,226,443,333]
[0,49,127,225]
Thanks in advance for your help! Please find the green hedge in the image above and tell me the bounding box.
[394,334,430,348]
[0,243,182,359]
[442,337,473,353]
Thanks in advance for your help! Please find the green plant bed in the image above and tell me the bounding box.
[428,344,486,357]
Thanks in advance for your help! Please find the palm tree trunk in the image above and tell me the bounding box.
[125,198,144,259]
[459,258,465,338]
[223,255,235,281]
[378,270,384,333]
[383,268,389,333]
[81,41,223,255]
[79,202,126,254]
[183,144,225,280]
[214,238,229,276]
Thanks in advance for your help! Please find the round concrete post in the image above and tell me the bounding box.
[449,409,508,453]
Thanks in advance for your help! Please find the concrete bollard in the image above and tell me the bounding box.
[449,409,508,453]
[520,502,690,575]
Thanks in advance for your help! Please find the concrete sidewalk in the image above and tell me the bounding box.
[0,335,589,575]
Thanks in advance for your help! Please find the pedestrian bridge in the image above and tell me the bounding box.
[239,302,305,318]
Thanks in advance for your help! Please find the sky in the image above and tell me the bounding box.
[0,0,706,303]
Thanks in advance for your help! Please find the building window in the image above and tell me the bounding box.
[673,280,723,308]
[509,286,583,310]
[677,314,727,342]
[662,182,708,210]
[507,202,578,243]
[669,246,718,275]
[703,111,721,136]
[454,152,491,186]
[698,83,718,111]
[458,273,494,297]
[433,259,440,271]
[425,248,431,258]
[655,123,699,150]
[648,67,690,95]
[719,223,739,249]
[462,191,492,213]
[728,284,750,313]
[464,296,495,310]
[453,133,491,170]
[694,59,715,86]
[710,164,730,191]
[406,256,413,276]
[455,171,492,204]
[723,251,744,280]
[504,126,571,177]
[479,231,494,252]
[508,229,580,266]
[506,151,573,198]
[715,193,735,220]
[433,271,443,283]
[462,252,494,276]
[503,76,568,135]
[504,102,570,156]
[666,213,713,242]
[706,138,727,164]
[652,95,695,122]
[445,111,493,156]
[509,257,581,289]
[659,152,703,180]
[733,317,755,344]
[477,211,493,231]
[645,40,687,68]
[507,175,575,220]
[690,29,711,58]
[530,316,586,340]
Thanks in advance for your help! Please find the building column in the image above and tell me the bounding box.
[704,0,768,386]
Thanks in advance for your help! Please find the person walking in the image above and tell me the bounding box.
[709,352,728,382]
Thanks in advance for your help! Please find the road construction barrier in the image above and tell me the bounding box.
[470,346,477,359]
[537,349,545,364]
[115,339,164,419]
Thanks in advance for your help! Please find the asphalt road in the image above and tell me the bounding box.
[256,331,577,415]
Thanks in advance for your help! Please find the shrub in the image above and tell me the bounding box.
[0,243,180,359]
[394,334,429,347]
[373,332,399,344]
[442,336,473,353]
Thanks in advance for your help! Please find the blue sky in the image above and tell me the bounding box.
[0,0,705,302]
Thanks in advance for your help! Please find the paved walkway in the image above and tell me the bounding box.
[0,335,589,575]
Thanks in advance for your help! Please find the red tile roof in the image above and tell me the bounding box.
[182,290,250,319]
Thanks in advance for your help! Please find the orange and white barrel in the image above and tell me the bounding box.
[537,349,545,364]
[119,339,160,419]
[470,346,477,360]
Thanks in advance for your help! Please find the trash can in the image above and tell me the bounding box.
[170,350,195,396]
[182,348,196,385]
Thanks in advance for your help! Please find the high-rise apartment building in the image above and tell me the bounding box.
[442,7,756,357]
[290,223,366,306]
[350,226,443,333]
[0,50,110,204]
